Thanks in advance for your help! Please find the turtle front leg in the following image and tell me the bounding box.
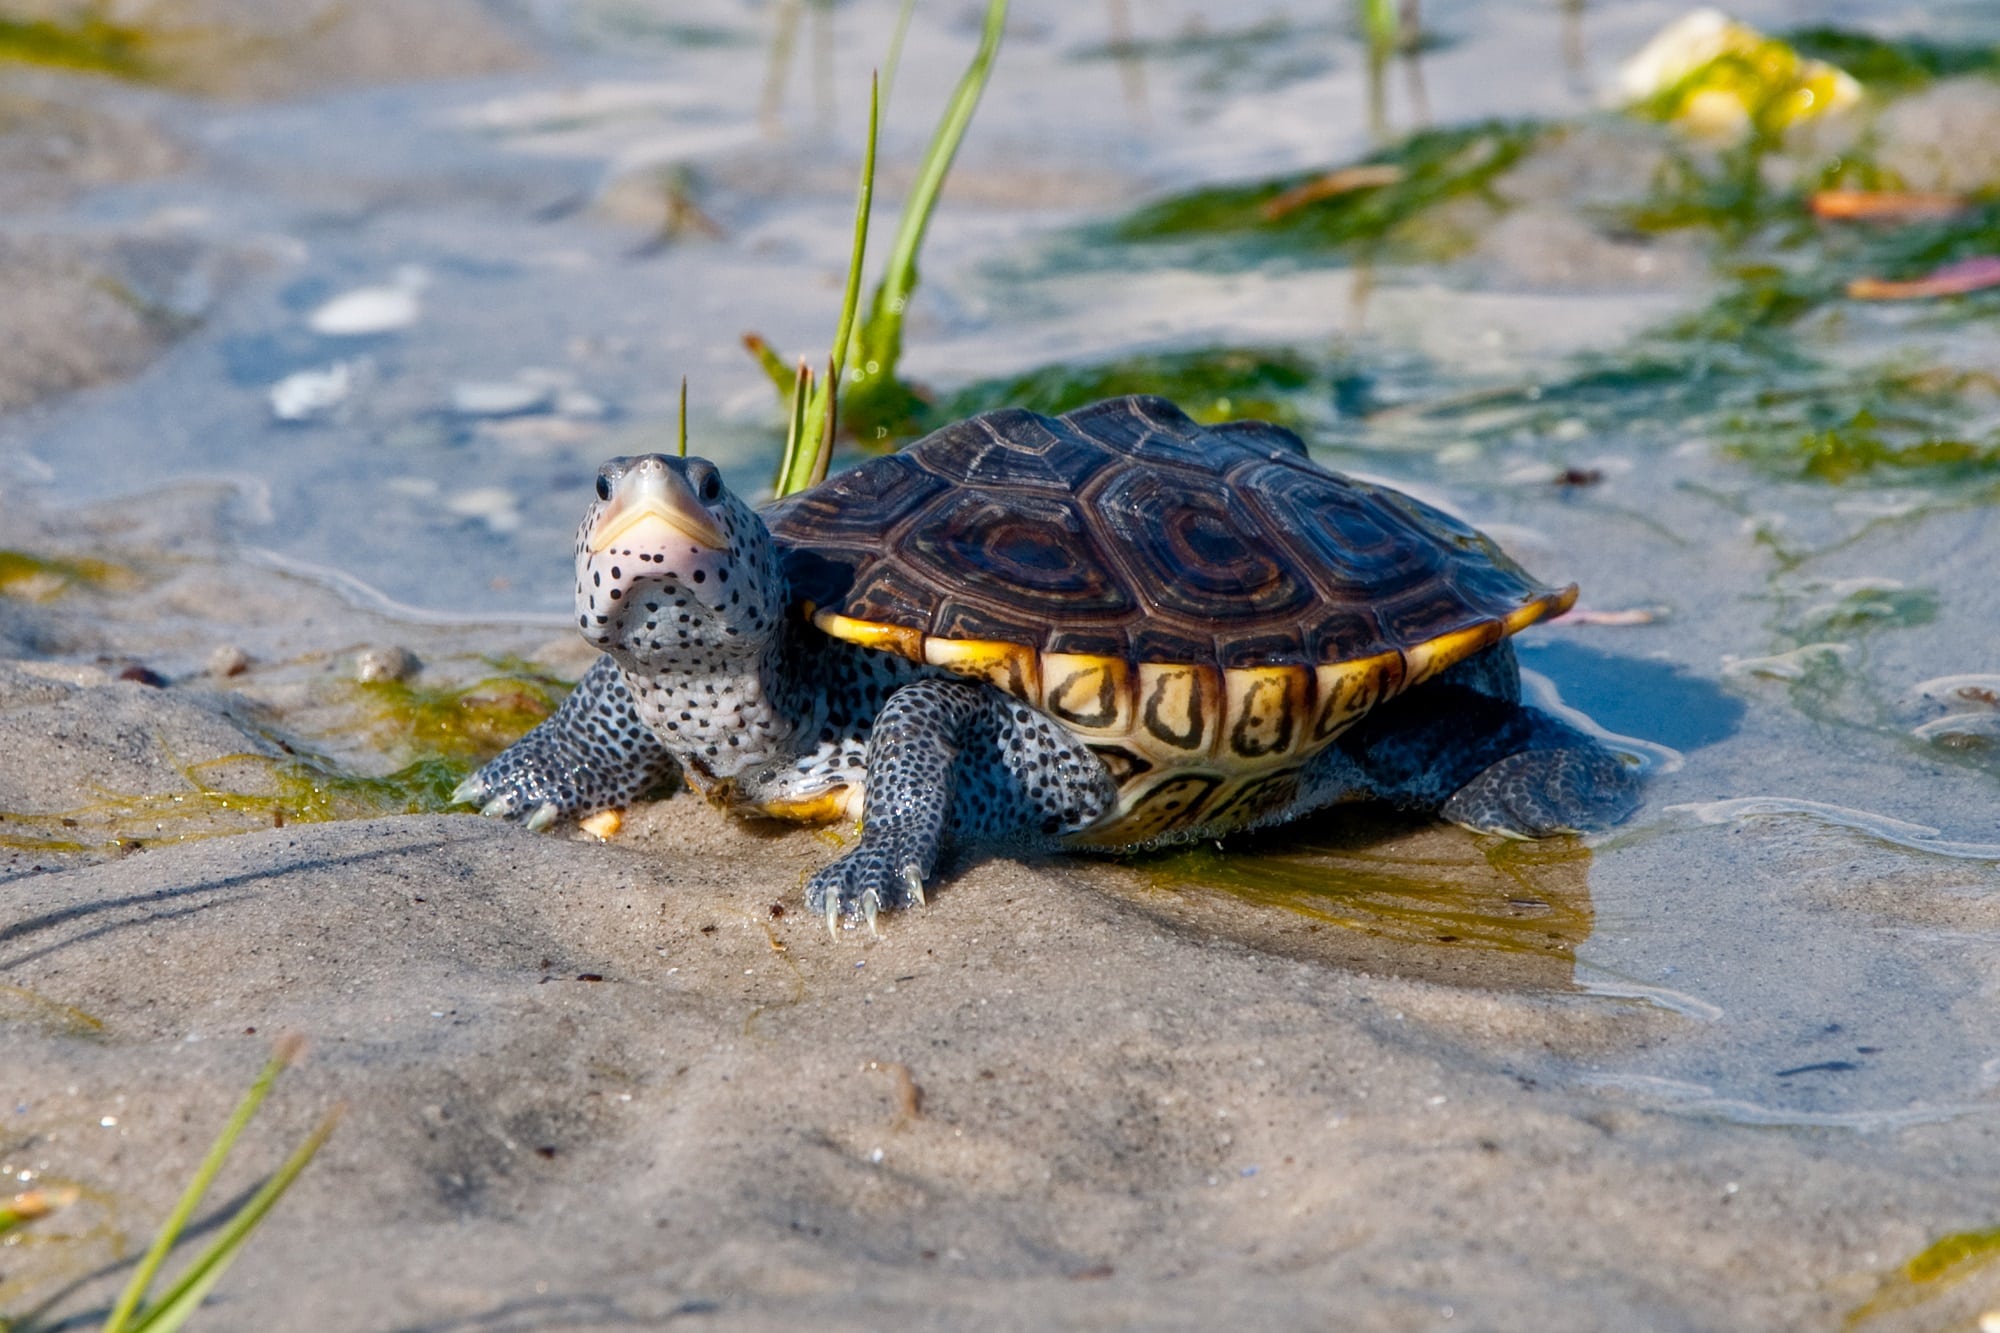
[453,655,678,830]
[806,679,1116,934]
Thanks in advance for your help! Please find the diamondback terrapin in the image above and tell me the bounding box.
[456,395,1638,931]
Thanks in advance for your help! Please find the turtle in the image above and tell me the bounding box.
[455,394,1639,931]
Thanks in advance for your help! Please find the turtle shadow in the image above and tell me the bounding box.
[1066,804,1599,993]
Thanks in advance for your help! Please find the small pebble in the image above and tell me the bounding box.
[579,809,623,840]
[355,646,421,683]
[207,644,251,677]
[117,664,169,688]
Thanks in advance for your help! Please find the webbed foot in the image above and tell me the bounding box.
[1441,745,1641,837]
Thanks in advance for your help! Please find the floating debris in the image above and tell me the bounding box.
[1848,255,2000,301]
[1564,606,1663,627]
[1911,714,2000,750]
[1258,164,1406,223]
[1720,642,1851,680]
[1913,675,2000,711]
[1808,190,1968,222]
[269,361,359,421]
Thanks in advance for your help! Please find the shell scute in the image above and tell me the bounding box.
[900,489,1136,623]
[1092,464,1318,624]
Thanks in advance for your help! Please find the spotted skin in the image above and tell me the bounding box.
[452,655,676,824]
[804,679,1119,921]
[460,400,1642,926]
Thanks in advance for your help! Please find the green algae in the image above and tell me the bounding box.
[1846,1223,2000,1325]
[0,9,151,80]
[1108,121,1543,262]
[1786,27,2000,94]
[0,659,570,856]
[940,346,1336,430]
[352,662,565,768]
[0,550,129,602]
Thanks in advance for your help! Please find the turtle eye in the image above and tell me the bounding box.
[694,467,722,504]
[595,474,613,502]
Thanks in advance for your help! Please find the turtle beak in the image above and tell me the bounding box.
[589,464,727,554]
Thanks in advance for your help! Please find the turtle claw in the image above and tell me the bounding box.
[861,889,881,939]
[450,774,488,807]
[524,802,560,833]
[478,794,516,820]
[825,896,841,941]
[901,865,926,908]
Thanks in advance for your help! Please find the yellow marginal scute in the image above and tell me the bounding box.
[1313,650,1405,742]
[811,609,925,665]
[923,637,1041,703]
[1222,665,1311,762]
[1505,584,1579,635]
[1039,653,1132,735]
[1401,620,1504,690]
[1137,662,1218,754]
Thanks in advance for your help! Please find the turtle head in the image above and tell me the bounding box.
[575,454,784,664]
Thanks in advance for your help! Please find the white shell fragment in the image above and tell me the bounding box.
[308,265,429,336]
[451,381,554,417]
[269,362,358,421]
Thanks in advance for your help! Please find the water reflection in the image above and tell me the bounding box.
[1124,807,1595,992]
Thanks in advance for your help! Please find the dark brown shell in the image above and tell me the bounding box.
[763,395,1569,672]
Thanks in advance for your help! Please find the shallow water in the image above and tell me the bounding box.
[6,0,2000,1324]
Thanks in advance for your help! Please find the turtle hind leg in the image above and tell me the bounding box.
[1440,744,1639,837]
[806,678,1116,931]
[454,654,678,829]
[1324,675,1641,837]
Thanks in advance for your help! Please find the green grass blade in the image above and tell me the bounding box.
[772,359,813,493]
[879,0,918,110]
[864,0,1006,350]
[811,355,839,488]
[126,1109,341,1333]
[677,377,689,458]
[101,1040,304,1333]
